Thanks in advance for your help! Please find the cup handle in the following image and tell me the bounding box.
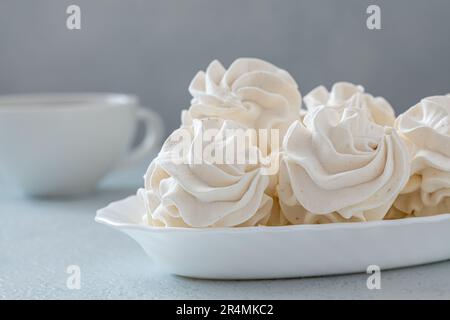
[116,108,164,170]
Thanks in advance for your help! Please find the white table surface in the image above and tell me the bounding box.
[1,161,450,300]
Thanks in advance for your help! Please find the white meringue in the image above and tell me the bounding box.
[304,82,395,127]
[278,105,410,224]
[140,118,285,228]
[391,95,450,217]
[182,58,302,135]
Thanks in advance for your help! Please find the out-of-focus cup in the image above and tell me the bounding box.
[0,93,163,197]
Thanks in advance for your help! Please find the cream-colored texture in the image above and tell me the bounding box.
[304,82,395,127]
[391,96,450,218]
[278,105,410,224]
[140,118,286,227]
[139,58,450,227]
[181,58,302,135]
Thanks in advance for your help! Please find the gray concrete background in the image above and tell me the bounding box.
[1,0,450,135]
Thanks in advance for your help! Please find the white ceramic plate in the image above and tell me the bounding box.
[95,195,450,279]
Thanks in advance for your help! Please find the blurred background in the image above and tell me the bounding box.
[1,0,450,136]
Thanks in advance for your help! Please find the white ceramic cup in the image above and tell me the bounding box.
[0,93,163,197]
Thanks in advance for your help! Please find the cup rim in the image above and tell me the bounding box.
[0,92,138,112]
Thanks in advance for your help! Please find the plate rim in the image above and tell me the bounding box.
[95,194,450,234]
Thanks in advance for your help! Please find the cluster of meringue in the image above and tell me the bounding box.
[139,58,450,227]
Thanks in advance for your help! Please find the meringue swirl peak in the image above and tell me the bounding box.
[278,104,410,224]
[391,95,450,217]
[182,58,302,135]
[304,82,396,127]
[140,118,286,228]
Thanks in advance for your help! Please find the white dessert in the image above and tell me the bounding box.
[278,102,410,224]
[140,118,286,227]
[182,58,302,138]
[304,82,395,127]
[390,96,450,218]
[138,57,449,228]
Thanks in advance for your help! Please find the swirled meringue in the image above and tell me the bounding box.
[181,58,302,135]
[278,105,410,224]
[391,96,450,217]
[140,118,286,227]
[304,82,395,127]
